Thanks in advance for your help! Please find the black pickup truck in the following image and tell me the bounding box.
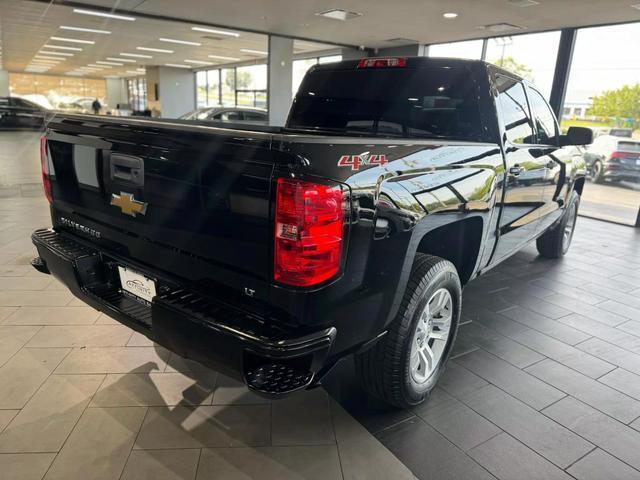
[32,57,592,407]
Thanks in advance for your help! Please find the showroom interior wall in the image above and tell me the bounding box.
[0,70,8,96]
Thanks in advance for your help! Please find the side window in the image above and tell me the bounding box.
[527,87,559,146]
[495,74,535,145]
[244,111,267,121]
[224,111,243,121]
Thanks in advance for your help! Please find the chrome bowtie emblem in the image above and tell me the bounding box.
[110,192,148,217]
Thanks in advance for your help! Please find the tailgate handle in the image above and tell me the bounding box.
[110,154,144,186]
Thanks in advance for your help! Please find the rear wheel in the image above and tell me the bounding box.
[536,191,580,258]
[592,161,605,183]
[355,254,461,408]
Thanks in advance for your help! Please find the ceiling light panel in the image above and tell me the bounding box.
[73,8,136,21]
[208,54,240,61]
[120,53,153,58]
[39,51,74,56]
[164,63,192,68]
[137,47,174,53]
[315,9,363,21]
[240,49,268,55]
[107,57,136,63]
[44,45,82,51]
[159,38,202,46]
[50,36,95,44]
[191,26,240,37]
[60,26,112,34]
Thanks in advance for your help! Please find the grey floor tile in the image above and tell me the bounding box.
[577,337,640,375]
[507,295,574,319]
[558,314,640,353]
[598,368,640,401]
[134,405,271,449]
[120,449,200,480]
[272,388,335,446]
[210,374,270,405]
[196,446,342,480]
[597,300,640,322]
[90,372,216,407]
[0,325,41,367]
[0,306,18,323]
[330,399,415,480]
[460,385,592,468]
[0,411,18,434]
[413,391,501,451]
[567,448,640,480]
[455,349,565,410]
[55,346,170,374]
[509,329,614,379]
[438,362,488,399]
[0,374,104,453]
[26,325,133,348]
[501,306,591,345]
[0,452,56,480]
[543,294,628,327]
[468,433,574,480]
[0,291,72,307]
[543,396,640,471]
[463,304,530,338]
[44,407,147,480]
[617,320,640,338]
[2,306,100,326]
[375,416,495,480]
[527,358,640,423]
[0,348,69,409]
[457,322,544,368]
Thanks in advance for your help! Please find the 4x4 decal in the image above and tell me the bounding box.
[338,154,388,171]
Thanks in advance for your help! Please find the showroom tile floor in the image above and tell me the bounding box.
[326,213,640,480]
[0,195,415,480]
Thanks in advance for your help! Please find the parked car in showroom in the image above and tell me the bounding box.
[180,106,268,123]
[31,57,592,408]
[0,96,48,130]
[584,134,640,183]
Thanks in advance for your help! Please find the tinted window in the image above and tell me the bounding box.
[243,111,267,121]
[495,75,534,145]
[618,141,640,152]
[10,98,37,109]
[527,87,559,145]
[288,66,485,141]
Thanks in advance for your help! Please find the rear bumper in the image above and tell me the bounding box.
[31,228,336,397]
[604,168,640,182]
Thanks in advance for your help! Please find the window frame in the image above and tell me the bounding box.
[493,71,536,147]
[524,83,560,147]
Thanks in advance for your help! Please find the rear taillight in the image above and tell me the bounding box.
[40,136,52,204]
[274,177,345,287]
[610,151,635,160]
[357,57,407,69]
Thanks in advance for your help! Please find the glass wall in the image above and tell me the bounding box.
[292,54,342,97]
[428,40,483,60]
[236,64,267,108]
[485,31,560,98]
[126,78,147,112]
[9,73,106,111]
[562,23,640,226]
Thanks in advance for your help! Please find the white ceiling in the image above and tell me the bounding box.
[1,0,639,78]
[0,0,337,77]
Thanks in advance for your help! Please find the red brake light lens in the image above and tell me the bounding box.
[610,151,634,160]
[274,178,345,287]
[357,57,407,69]
[40,136,52,204]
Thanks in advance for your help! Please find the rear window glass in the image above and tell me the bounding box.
[618,141,640,152]
[287,66,486,142]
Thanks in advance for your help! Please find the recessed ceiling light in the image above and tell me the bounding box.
[89,64,111,68]
[159,38,202,46]
[44,45,82,51]
[125,70,142,75]
[240,49,268,55]
[39,51,74,56]
[164,63,192,69]
[443,12,458,18]
[191,27,240,37]
[35,55,66,61]
[120,52,153,58]
[136,68,146,72]
[107,57,136,63]
[96,60,124,66]
[184,59,210,65]
[60,26,112,34]
[137,47,174,53]
[72,8,136,21]
[315,9,363,21]
[208,54,240,61]
[508,0,540,6]
[50,36,95,45]
[481,22,525,32]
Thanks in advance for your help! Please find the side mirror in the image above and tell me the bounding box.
[561,126,593,146]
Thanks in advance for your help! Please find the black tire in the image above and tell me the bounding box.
[536,191,580,259]
[355,254,461,408]
[592,161,605,184]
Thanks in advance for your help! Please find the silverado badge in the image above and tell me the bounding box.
[110,192,148,217]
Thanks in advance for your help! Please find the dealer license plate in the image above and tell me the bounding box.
[118,266,156,303]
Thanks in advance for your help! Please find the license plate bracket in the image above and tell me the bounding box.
[118,266,156,303]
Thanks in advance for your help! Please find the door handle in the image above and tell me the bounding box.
[509,165,524,176]
[110,153,144,187]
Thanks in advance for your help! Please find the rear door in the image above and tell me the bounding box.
[491,73,547,262]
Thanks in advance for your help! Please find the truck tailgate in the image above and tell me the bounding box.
[45,115,276,311]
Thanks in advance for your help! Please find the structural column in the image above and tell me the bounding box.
[549,28,577,118]
[267,35,293,126]
[145,66,195,118]
[105,77,127,110]
[0,70,9,97]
